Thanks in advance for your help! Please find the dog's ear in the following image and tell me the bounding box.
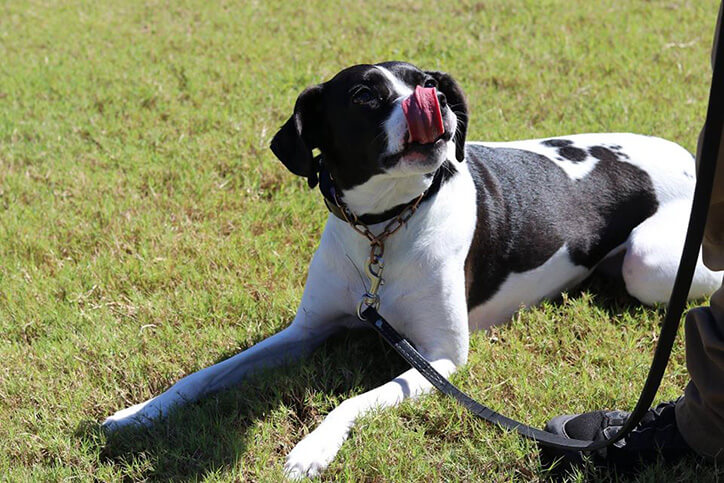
[270,84,324,188]
[427,71,468,162]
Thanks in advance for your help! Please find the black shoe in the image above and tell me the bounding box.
[541,399,693,470]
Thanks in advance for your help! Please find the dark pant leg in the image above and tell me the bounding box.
[676,283,724,460]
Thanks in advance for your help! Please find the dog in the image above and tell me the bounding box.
[103,61,721,478]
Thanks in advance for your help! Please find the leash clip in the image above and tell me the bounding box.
[356,292,380,320]
[331,183,424,321]
[357,253,384,320]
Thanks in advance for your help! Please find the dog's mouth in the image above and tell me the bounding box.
[380,85,453,168]
[382,131,451,168]
[402,85,445,145]
[402,132,450,154]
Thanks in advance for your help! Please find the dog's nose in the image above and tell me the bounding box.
[437,91,447,109]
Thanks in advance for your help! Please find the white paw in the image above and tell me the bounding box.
[102,397,161,432]
[283,428,345,480]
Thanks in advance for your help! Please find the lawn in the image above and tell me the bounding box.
[1,0,722,481]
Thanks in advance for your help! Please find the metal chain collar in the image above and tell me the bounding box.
[332,189,426,319]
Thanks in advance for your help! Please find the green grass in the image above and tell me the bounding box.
[1,0,722,480]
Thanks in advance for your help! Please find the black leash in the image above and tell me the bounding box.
[360,25,724,451]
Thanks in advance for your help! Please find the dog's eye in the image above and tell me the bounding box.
[423,78,438,88]
[351,87,375,105]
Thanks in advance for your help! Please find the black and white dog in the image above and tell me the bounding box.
[104,62,720,478]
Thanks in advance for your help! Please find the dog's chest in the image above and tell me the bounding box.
[323,166,477,340]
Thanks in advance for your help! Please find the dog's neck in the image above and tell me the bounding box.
[319,161,456,225]
[342,173,433,215]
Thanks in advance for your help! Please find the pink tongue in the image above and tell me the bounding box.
[401,85,445,145]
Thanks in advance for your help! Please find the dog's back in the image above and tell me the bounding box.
[464,133,717,329]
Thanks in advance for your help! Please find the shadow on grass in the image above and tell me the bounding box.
[75,272,705,481]
[563,271,641,310]
[541,452,720,483]
[77,328,409,480]
[554,270,670,322]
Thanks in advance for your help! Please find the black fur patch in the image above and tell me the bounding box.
[558,146,588,162]
[541,139,573,147]
[607,144,630,160]
[588,145,618,162]
[464,144,658,309]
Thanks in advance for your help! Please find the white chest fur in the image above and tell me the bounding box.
[306,162,477,360]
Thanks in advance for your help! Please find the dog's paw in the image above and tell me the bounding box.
[283,429,345,480]
[102,398,160,432]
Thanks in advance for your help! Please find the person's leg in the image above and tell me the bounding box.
[672,1,724,461]
[544,2,724,467]
[676,289,724,461]
[675,128,724,460]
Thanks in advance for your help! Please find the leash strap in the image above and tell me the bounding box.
[363,305,609,450]
[361,24,724,450]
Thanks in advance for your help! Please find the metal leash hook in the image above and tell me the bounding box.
[331,182,424,320]
[357,242,384,319]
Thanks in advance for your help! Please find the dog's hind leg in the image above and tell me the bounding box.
[622,199,722,305]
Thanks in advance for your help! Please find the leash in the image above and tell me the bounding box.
[329,35,723,450]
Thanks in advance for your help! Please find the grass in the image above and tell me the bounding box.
[0,0,722,480]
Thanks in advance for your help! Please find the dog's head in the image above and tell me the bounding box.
[270,62,468,200]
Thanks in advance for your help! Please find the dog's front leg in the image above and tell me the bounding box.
[103,243,351,431]
[103,322,339,430]
[284,357,458,479]
[283,248,472,479]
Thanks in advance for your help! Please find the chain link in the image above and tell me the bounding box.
[333,189,425,319]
